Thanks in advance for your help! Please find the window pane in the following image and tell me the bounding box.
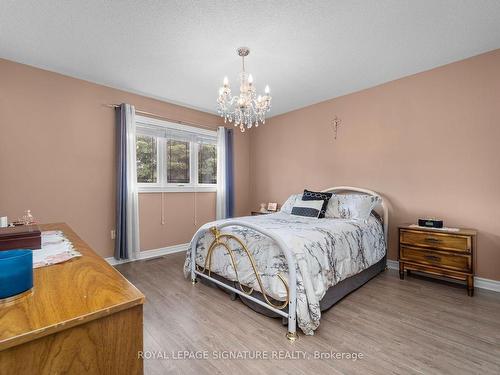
[198,143,217,184]
[167,140,190,183]
[136,135,157,183]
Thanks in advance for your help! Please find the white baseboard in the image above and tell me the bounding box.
[105,243,189,266]
[474,277,500,292]
[386,259,500,293]
[386,259,399,270]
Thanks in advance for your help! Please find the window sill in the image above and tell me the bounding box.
[138,186,217,193]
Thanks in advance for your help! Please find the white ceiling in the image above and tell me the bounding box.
[1,1,500,117]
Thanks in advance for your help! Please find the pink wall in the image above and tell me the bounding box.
[2,50,499,280]
[250,49,500,281]
[0,59,250,257]
[139,193,216,250]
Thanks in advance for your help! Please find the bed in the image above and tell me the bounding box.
[184,186,388,340]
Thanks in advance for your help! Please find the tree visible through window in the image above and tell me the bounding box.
[135,118,217,190]
[136,135,157,183]
[198,143,217,184]
[167,140,190,183]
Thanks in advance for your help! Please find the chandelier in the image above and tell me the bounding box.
[217,47,272,132]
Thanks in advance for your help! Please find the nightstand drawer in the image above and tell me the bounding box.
[400,246,471,273]
[400,229,471,253]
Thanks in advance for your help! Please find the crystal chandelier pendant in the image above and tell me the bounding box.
[217,47,272,132]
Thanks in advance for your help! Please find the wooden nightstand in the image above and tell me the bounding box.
[398,224,477,296]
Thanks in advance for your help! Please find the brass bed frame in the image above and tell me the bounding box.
[190,186,389,341]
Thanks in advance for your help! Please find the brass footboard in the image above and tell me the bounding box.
[190,221,298,341]
[198,226,289,310]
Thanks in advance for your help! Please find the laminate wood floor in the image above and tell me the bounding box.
[116,253,500,375]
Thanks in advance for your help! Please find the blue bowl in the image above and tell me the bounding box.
[0,249,33,299]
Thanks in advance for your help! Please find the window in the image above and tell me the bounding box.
[136,135,157,183]
[167,140,190,184]
[135,115,217,192]
[198,143,217,184]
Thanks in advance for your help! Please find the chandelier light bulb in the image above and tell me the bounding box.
[223,76,229,86]
[264,85,270,94]
[248,74,253,85]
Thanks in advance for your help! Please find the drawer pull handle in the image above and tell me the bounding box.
[424,255,440,261]
[425,237,441,243]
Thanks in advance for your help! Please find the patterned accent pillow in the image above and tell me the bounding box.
[326,194,380,221]
[291,199,324,218]
[302,189,333,218]
[280,194,302,214]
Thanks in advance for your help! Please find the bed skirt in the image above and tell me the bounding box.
[199,255,387,319]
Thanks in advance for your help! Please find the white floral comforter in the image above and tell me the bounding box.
[184,212,386,335]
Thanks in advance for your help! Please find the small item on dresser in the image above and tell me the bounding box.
[418,217,444,228]
[22,210,36,225]
[33,230,82,268]
[267,202,278,212]
[0,249,33,300]
[0,216,8,228]
[0,225,42,251]
[259,203,267,213]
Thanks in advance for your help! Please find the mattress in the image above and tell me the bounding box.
[184,212,386,335]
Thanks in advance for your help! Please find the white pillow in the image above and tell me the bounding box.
[290,199,324,218]
[326,194,380,220]
[280,194,302,214]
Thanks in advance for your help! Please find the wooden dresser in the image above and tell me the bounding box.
[398,224,476,296]
[0,223,145,374]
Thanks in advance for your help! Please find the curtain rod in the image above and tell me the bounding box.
[105,104,221,130]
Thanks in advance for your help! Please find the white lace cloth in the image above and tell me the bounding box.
[33,230,81,268]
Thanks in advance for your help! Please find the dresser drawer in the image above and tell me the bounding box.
[400,246,471,273]
[400,229,471,253]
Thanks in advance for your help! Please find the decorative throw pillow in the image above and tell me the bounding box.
[302,189,333,218]
[280,194,301,214]
[291,199,324,218]
[326,194,380,221]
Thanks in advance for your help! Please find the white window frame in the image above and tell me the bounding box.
[135,115,217,193]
